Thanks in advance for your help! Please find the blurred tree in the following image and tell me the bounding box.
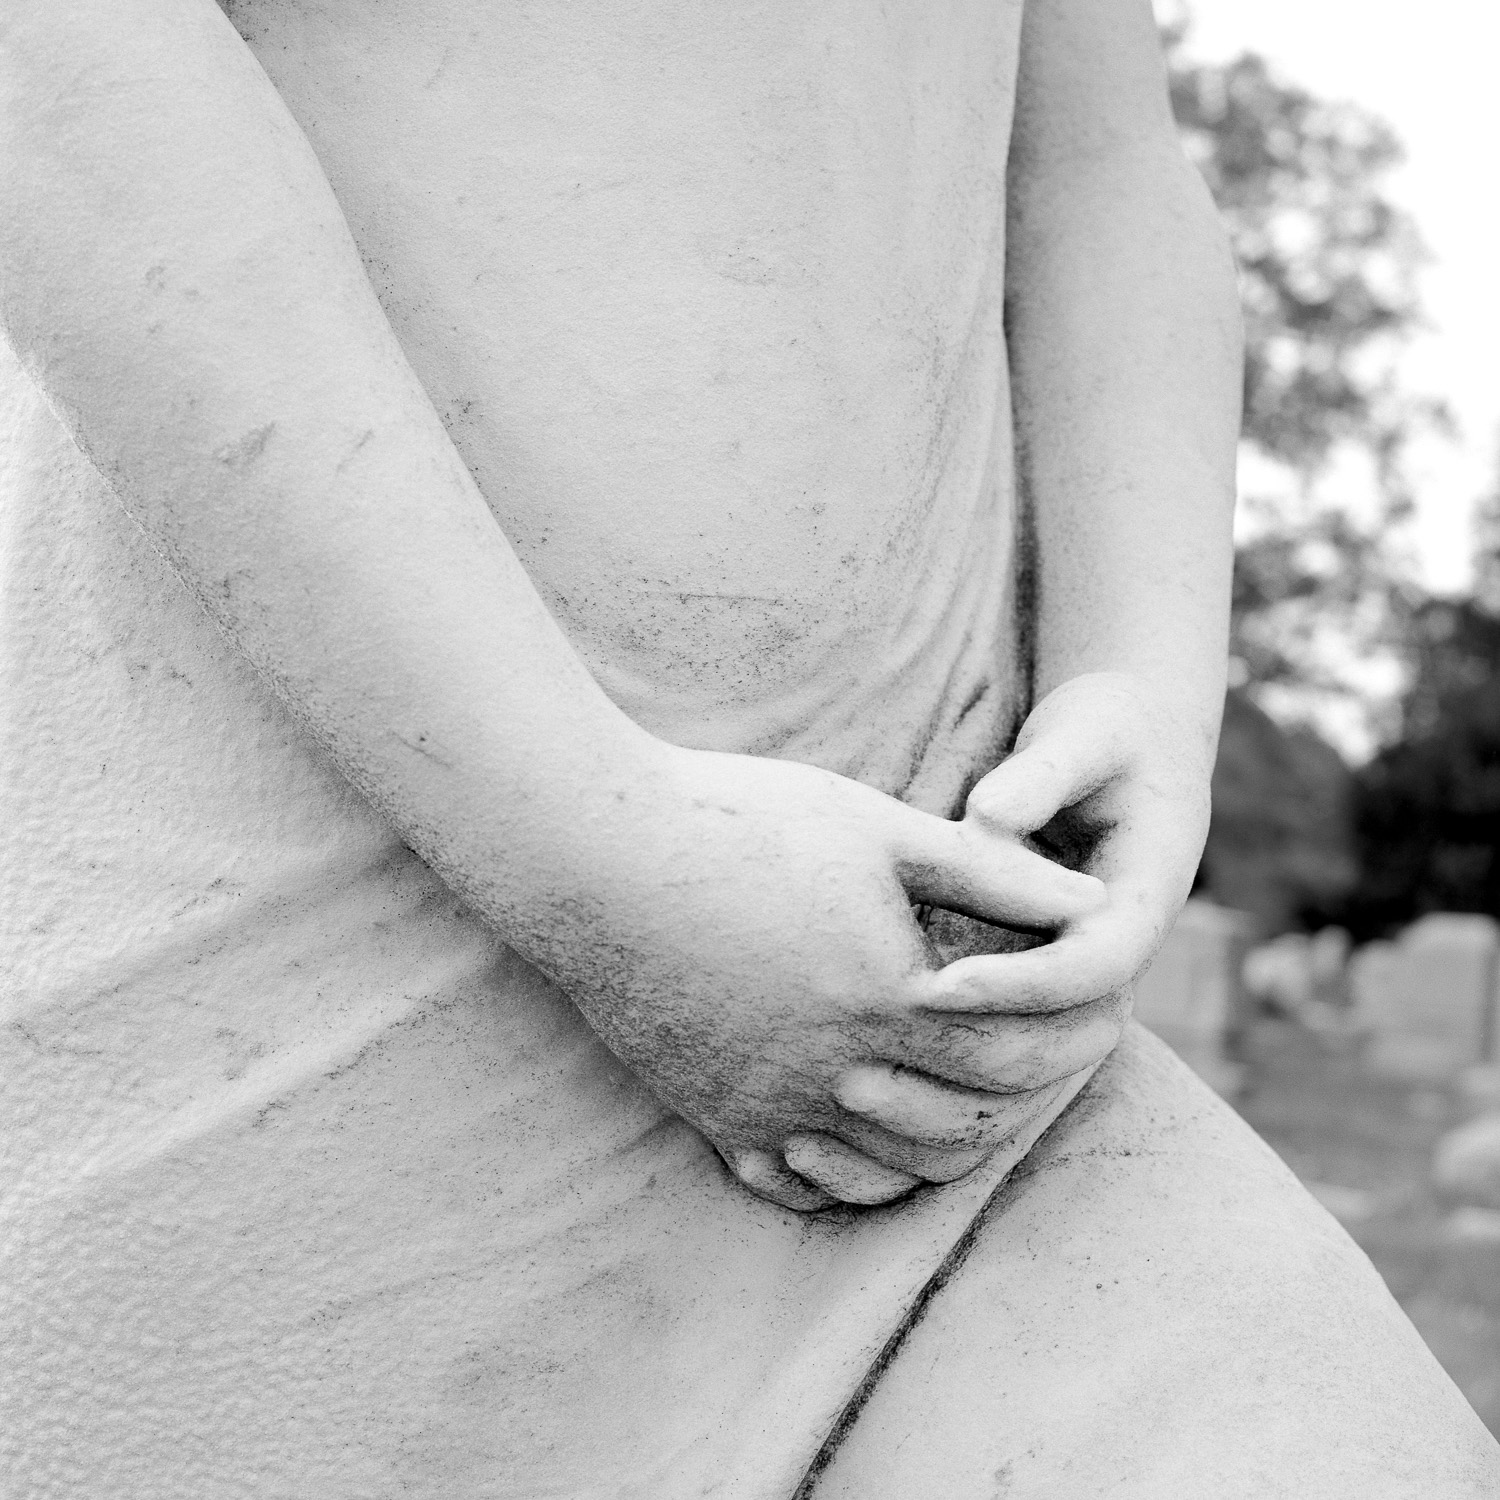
[1165,29,1443,712]
[1348,597,1500,933]
[1471,451,1500,614]
[1162,26,1452,929]
[1199,688,1357,932]
[1343,468,1500,933]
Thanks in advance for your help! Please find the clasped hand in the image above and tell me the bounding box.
[535,673,1209,1211]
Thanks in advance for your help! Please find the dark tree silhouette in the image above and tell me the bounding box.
[1343,471,1500,934]
[1200,688,1357,932]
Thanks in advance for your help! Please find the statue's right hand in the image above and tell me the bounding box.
[519,742,1113,1211]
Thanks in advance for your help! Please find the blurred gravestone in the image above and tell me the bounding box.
[1242,926,1360,1044]
[1133,898,1257,1096]
[1243,932,1315,1014]
[1434,1114,1500,1213]
[1309,926,1353,1007]
[1351,914,1500,1082]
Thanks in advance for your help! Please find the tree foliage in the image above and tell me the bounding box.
[1169,45,1425,479]
[1338,469,1500,933]
[1200,688,1357,931]
[1169,26,1500,931]
[1161,25,1446,927]
[1348,597,1500,934]
[1165,30,1443,709]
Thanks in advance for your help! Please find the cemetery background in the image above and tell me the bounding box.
[1136,908,1500,1437]
[1149,15,1500,1434]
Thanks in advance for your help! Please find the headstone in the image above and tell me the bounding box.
[1351,914,1500,1082]
[1459,1064,1500,1117]
[1308,926,1353,1007]
[1433,1113,1500,1212]
[1243,926,1358,1041]
[1439,1203,1500,1316]
[1133,898,1257,1096]
[1242,932,1315,1015]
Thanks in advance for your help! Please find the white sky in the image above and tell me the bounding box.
[1163,0,1500,592]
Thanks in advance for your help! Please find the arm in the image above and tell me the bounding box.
[1010,0,1240,742]
[934,0,1241,1015]
[0,0,648,914]
[0,0,1110,1207]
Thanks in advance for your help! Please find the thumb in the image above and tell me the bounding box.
[965,729,1124,840]
[966,673,1150,837]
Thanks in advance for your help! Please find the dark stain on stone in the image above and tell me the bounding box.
[213,423,275,469]
[791,1178,1010,1498]
[336,428,376,473]
[393,730,455,769]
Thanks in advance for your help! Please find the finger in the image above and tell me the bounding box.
[908,990,1130,1092]
[843,1134,993,1184]
[781,1133,924,1206]
[964,738,1117,839]
[826,1109,997,1182]
[895,813,1107,933]
[921,809,1186,1017]
[835,1062,1053,1151]
[963,674,1146,836]
[724,1147,839,1213]
[921,908,1160,1016]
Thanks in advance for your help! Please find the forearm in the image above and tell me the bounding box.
[0,1,658,939]
[1006,0,1242,775]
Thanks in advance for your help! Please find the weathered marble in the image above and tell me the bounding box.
[813,1028,1500,1499]
[4,2,1497,1491]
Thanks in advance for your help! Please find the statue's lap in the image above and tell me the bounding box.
[813,1024,1500,1499]
[5,339,1499,1494]
[6,1,1498,1467]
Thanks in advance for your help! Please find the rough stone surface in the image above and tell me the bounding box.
[6,341,1496,1491]
[6,6,1499,1490]
[812,1028,1500,1500]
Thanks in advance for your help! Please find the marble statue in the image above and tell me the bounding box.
[2,1,1497,1494]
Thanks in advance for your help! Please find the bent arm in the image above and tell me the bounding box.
[0,0,661,948]
[0,0,1156,1200]
[1006,0,1242,777]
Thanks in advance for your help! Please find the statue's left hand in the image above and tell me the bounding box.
[914,670,1212,1032]
[784,670,1212,1203]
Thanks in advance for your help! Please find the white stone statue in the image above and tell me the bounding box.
[2,1,1496,1494]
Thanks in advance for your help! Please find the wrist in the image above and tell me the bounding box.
[1031,665,1224,774]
